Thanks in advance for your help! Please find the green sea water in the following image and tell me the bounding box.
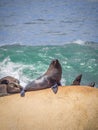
[0,43,98,87]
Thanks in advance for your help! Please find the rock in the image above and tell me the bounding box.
[0,86,98,130]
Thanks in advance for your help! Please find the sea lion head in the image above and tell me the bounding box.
[0,76,20,85]
[7,82,22,94]
[46,59,62,82]
[49,59,62,70]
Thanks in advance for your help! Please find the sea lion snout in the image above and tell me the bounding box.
[51,59,59,64]
[51,59,61,68]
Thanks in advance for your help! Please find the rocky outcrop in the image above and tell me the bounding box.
[0,86,98,130]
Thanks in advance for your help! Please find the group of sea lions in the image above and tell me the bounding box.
[0,59,96,97]
[0,76,22,96]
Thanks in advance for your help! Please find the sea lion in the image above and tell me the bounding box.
[71,74,82,85]
[0,76,22,96]
[0,76,20,85]
[0,84,8,96]
[20,59,62,97]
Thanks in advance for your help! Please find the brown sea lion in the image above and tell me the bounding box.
[0,84,8,96]
[71,74,82,85]
[20,59,62,97]
[0,76,22,96]
[0,76,20,85]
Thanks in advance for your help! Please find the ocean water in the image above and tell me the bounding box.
[0,0,98,87]
[0,42,98,87]
[0,0,98,44]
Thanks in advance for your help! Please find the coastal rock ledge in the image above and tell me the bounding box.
[0,86,98,130]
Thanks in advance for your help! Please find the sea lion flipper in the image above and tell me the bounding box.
[20,89,25,97]
[51,84,58,94]
[1,80,9,85]
[72,74,82,85]
[57,82,62,86]
[88,82,95,87]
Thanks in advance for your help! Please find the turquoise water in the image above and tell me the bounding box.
[0,42,98,87]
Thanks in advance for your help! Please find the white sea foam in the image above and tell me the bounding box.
[61,78,66,86]
[73,40,85,45]
[0,57,33,87]
[80,63,85,66]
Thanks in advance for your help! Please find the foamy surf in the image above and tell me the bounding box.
[0,43,98,87]
[0,57,33,87]
[73,40,85,45]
